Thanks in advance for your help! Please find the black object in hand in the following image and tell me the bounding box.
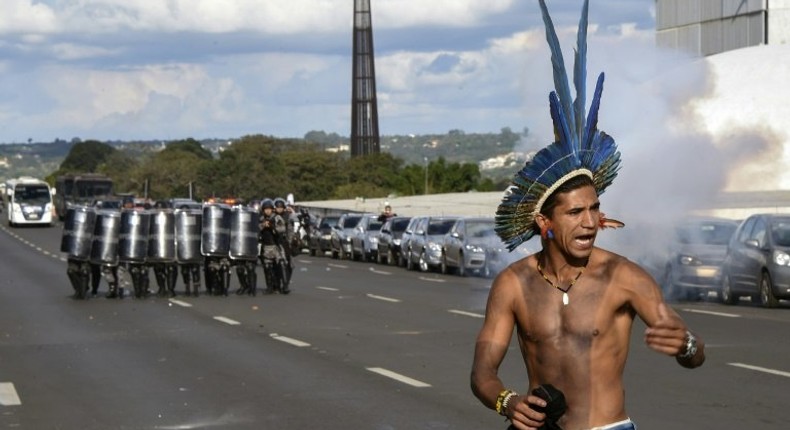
[531,384,567,430]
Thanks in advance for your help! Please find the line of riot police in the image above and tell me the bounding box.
[61,199,294,299]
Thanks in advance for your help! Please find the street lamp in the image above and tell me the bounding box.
[423,157,428,195]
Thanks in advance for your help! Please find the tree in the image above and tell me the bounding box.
[58,140,116,173]
[163,138,214,160]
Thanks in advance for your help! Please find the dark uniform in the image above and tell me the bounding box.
[259,199,290,294]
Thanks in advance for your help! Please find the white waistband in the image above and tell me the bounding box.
[589,418,634,430]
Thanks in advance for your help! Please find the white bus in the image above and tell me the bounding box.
[4,177,54,227]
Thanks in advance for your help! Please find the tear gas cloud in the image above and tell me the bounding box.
[506,28,782,276]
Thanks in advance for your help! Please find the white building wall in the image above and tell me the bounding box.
[769,0,790,44]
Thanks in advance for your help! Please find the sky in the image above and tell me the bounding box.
[0,0,661,144]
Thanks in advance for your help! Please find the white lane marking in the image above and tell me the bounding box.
[328,263,348,269]
[366,367,431,388]
[270,334,311,347]
[169,299,193,308]
[369,267,391,275]
[682,309,740,318]
[419,276,445,283]
[316,286,339,292]
[448,309,485,318]
[728,363,790,378]
[0,382,22,406]
[367,293,401,303]
[213,316,241,326]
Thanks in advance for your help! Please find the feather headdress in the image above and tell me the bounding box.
[495,0,622,251]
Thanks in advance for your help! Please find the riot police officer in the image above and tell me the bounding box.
[273,197,294,282]
[259,198,290,294]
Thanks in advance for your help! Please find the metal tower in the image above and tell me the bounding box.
[350,0,380,157]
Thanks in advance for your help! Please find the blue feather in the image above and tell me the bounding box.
[573,0,589,145]
[549,92,573,152]
[583,73,605,148]
[539,0,577,148]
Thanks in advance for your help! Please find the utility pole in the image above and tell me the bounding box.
[350,0,380,157]
[424,157,428,195]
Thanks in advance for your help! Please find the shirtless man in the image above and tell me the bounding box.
[471,175,706,429]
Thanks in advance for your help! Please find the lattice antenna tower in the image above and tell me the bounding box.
[350,0,380,157]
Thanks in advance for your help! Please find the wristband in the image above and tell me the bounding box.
[495,389,518,416]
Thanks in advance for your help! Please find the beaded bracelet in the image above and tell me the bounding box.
[501,391,518,415]
[495,389,517,416]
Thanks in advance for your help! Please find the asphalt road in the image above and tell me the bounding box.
[1,222,789,430]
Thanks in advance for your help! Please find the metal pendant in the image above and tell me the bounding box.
[562,292,569,306]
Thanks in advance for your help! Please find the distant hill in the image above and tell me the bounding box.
[0,129,536,183]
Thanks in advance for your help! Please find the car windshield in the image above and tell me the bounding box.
[320,217,339,229]
[344,216,361,229]
[391,218,411,232]
[14,185,51,205]
[427,219,457,235]
[467,221,496,238]
[771,220,790,247]
[368,219,383,231]
[676,222,736,246]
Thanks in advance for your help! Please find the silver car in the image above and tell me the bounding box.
[406,216,459,272]
[330,213,363,260]
[662,217,738,302]
[398,216,427,267]
[351,214,383,262]
[441,217,496,277]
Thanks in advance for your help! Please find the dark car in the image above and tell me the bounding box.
[441,217,496,277]
[350,214,383,261]
[406,216,459,272]
[376,216,412,265]
[91,198,123,211]
[330,213,363,260]
[662,217,739,302]
[721,213,790,307]
[309,215,340,256]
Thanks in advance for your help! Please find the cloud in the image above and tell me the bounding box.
[0,1,665,143]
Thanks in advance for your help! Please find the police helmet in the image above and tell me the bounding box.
[260,198,274,210]
[274,197,287,208]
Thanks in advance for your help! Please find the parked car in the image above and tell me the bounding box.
[91,198,123,211]
[168,198,202,210]
[441,217,496,277]
[351,214,384,261]
[662,217,738,302]
[309,215,340,256]
[398,216,427,267]
[406,216,459,272]
[721,213,790,307]
[330,213,363,260]
[376,216,412,265]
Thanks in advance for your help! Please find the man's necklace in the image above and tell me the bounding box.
[536,255,586,306]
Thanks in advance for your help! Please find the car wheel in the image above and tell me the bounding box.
[440,255,451,275]
[376,250,384,264]
[331,249,339,259]
[719,275,737,305]
[309,246,317,257]
[419,251,430,272]
[760,272,779,308]
[406,250,414,270]
[483,263,492,279]
[387,249,396,266]
[458,253,466,277]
